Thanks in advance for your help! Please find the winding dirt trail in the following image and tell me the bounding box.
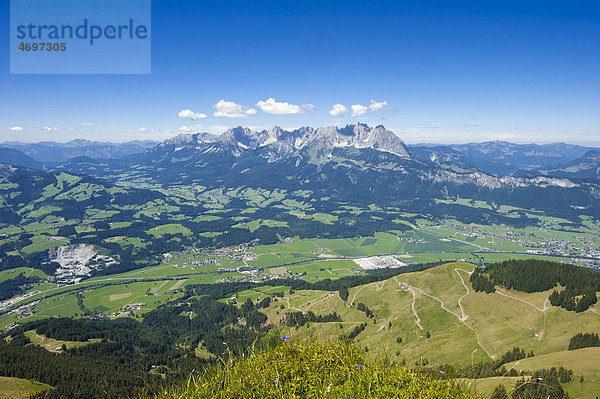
[398,268,495,359]
[408,287,424,330]
[454,269,471,321]
[286,296,302,311]
[35,332,45,345]
[412,286,465,321]
[349,282,376,307]
[336,292,347,306]
[394,276,423,330]
[303,293,335,312]
[494,290,548,312]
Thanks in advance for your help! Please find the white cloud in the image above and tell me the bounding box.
[8,126,23,131]
[138,128,148,132]
[178,126,193,132]
[213,100,256,118]
[178,109,208,120]
[41,126,58,131]
[329,103,348,116]
[256,98,305,115]
[351,104,368,117]
[82,122,93,126]
[302,104,315,111]
[368,99,388,112]
[67,127,75,131]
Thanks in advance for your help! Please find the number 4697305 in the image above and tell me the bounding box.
[18,42,67,51]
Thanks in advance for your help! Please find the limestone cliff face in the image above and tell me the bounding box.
[148,123,411,159]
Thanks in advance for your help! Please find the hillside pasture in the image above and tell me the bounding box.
[0,376,51,399]
[260,262,600,369]
[24,330,101,353]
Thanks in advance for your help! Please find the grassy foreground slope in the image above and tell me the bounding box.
[148,341,477,399]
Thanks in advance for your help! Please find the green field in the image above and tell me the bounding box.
[24,330,101,353]
[146,224,192,237]
[3,222,595,335]
[561,378,600,399]
[0,376,51,399]
[0,268,48,282]
[21,235,69,254]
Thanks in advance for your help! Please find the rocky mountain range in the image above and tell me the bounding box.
[2,124,600,219]
[3,125,597,179]
[150,123,411,159]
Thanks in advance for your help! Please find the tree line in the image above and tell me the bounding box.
[284,311,342,328]
[469,268,495,293]
[473,259,600,312]
[0,273,40,301]
[568,332,600,350]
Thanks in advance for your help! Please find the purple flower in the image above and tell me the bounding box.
[281,335,290,340]
[357,365,363,371]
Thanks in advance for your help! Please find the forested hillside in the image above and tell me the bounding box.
[472,259,600,312]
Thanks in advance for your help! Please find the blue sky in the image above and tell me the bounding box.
[1,0,599,144]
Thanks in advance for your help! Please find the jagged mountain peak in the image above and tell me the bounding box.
[312,123,410,157]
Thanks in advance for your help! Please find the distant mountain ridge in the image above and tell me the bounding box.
[0,147,43,170]
[4,129,597,179]
[0,139,158,164]
[409,141,597,176]
[46,124,600,219]
[516,150,600,180]
[150,123,411,159]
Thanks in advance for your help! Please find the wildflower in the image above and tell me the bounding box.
[357,365,363,371]
[281,335,290,340]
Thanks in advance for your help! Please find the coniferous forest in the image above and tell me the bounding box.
[568,332,600,350]
[473,259,600,312]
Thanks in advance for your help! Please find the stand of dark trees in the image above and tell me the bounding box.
[339,286,349,301]
[184,261,444,300]
[476,259,600,312]
[568,332,600,350]
[0,274,39,301]
[347,322,367,340]
[2,318,200,399]
[356,302,374,318]
[284,311,342,327]
[423,347,534,380]
[549,287,598,312]
[1,287,276,399]
[512,367,572,399]
[469,268,495,293]
[0,251,59,276]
